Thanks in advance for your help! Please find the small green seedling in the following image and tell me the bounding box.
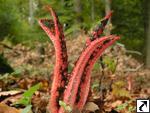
[17,83,41,106]
[59,100,72,112]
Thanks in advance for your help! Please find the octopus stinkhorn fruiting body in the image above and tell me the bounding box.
[39,6,120,113]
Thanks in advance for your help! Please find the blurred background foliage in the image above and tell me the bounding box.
[0,0,146,56]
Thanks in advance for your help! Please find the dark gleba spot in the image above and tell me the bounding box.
[101,19,109,27]
[57,87,65,94]
[103,39,111,45]
[90,54,95,59]
[43,20,54,29]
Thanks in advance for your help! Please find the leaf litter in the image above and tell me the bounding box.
[0,35,149,113]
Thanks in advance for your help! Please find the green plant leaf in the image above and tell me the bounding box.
[18,83,41,106]
[21,105,32,113]
[12,67,23,76]
[112,81,130,97]
[103,56,117,73]
[128,106,136,112]
[92,82,99,90]
[59,100,72,112]
[116,103,127,111]
[116,100,135,112]
[93,62,100,71]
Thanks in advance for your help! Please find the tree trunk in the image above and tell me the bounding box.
[145,0,150,68]
[74,0,82,23]
[91,0,95,21]
[61,0,64,6]
[104,0,111,35]
[29,0,34,26]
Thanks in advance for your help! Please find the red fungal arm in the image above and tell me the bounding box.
[59,35,118,113]
[39,7,68,113]
[39,6,120,113]
[76,35,120,110]
[86,12,112,46]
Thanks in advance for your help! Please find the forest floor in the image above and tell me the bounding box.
[0,35,150,113]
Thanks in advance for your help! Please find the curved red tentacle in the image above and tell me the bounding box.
[45,6,61,37]
[59,36,118,113]
[39,6,120,113]
[73,12,113,110]
[39,7,68,113]
[76,35,120,110]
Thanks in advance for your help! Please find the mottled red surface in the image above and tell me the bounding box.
[39,6,68,113]
[39,6,120,113]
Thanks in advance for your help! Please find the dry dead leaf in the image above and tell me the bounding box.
[0,90,22,97]
[1,93,22,106]
[0,103,20,113]
[111,100,122,108]
[84,102,99,112]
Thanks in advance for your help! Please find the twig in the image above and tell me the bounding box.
[124,64,144,72]
[116,42,142,56]
[0,42,13,50]
[125,50,142,56]
[0,42,20,55]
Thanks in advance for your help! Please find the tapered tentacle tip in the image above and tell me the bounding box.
[105,11,113,19]
[113,35,120,40]
[43,5,60,35]
[108,35,120,44]
[44,5,53,12]
[44,5,57,19]
[108,35,120,40]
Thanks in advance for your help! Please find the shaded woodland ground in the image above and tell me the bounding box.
[0,35,149,113]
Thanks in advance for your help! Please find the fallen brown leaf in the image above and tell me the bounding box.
[0,103,20,113]
[84,102,99,112]
[111,100,122,108]
[0,90,23,97]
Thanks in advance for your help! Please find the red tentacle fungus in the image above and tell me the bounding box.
[75,35,120,110]
[39,6,68,113]
[39,6,120,113]
[59,36,119,113]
